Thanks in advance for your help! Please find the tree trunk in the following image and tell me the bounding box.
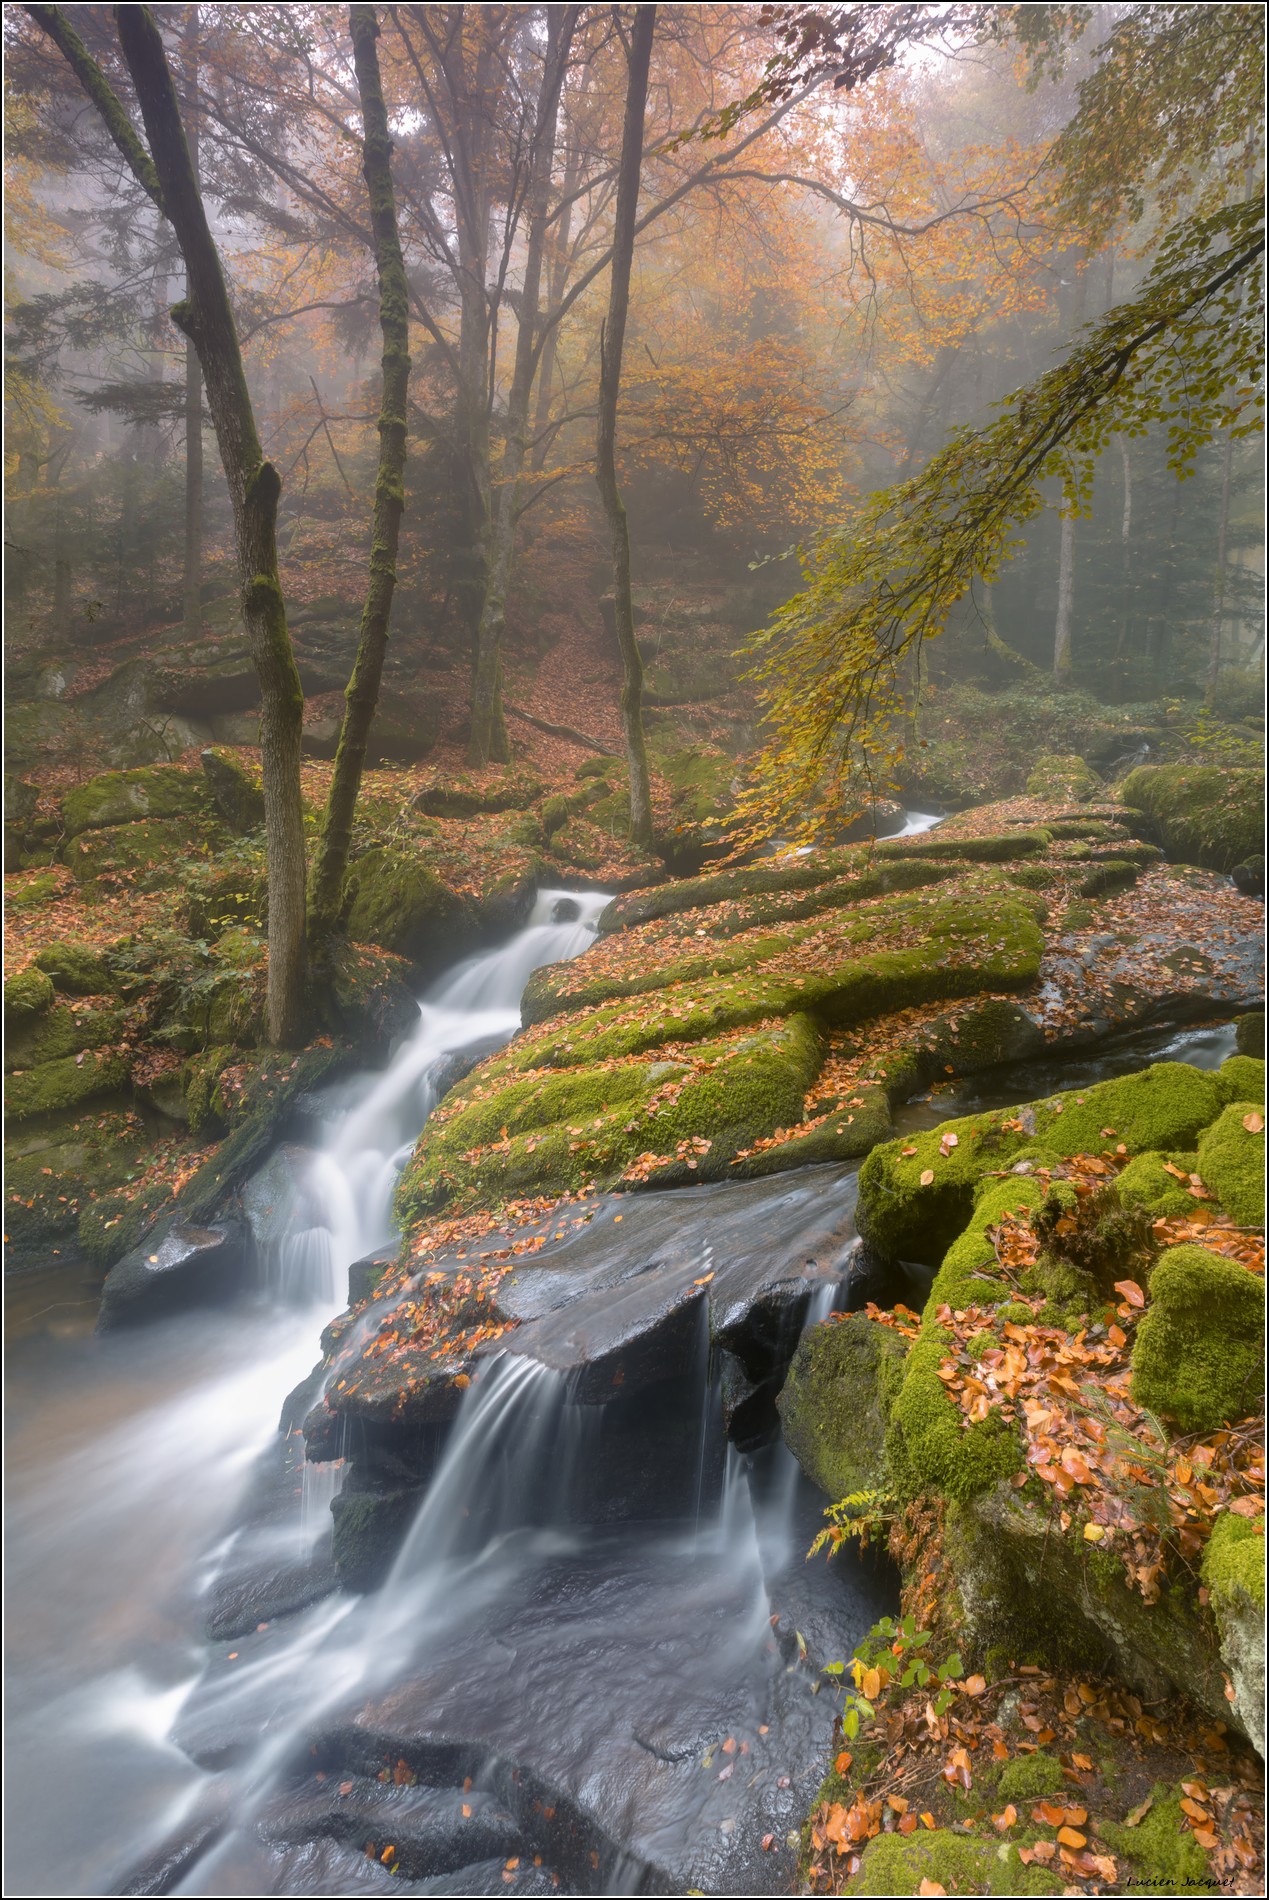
[1114,438,1134,662]
[594,4,656,852]
[1053,511,1076,686]
[181,6,203,641]
[1206,430,1234,696]
[308,3,412,949]
[468,8,576,770]
[30,3,311,1044]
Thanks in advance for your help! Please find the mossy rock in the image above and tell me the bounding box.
[575,754,621,781]
[185,862,268,940]
[511,896,1043,1075]
[4,1108,156,1266]
[851,1829,1061,1895]
[5,1048,131,1124]
[78,1182,173,1272]
[1235,1011,1265,1060]
[875,826,1052,864]
[33,941,114,996]
[1115,1149,1202,1221]
[412,771,542,818]
[61,764,210,837]
[64,815,229,888]
[1215,1054,1265,1106]
[173,968,263,1049]
[180,1046,236,1137]
[1025,753,1102,802]
[200,747,265,832]
[887,1326,1022,1503]
[996,1751,1065,1803]
[1202,1510,1266,1758]
[777,1313,908,1499]
[1078,857,1140,898]
[4,1002,123,1074]
[5,966,55,1024]
[344,848,476,974]
[731,1082,893,1177]
[1131,1245,1264,1434]
[5,870,61,912]
[1100,1786,1216,1894]
[394,1012,824,1230]
[1195,1103,1265,1228]
[598,845,869,933]
[1121,763,1264,873]
[858,1061,1227,1266]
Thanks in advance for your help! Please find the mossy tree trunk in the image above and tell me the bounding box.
[1053,509,1076,686]
[468,7,577,770]
[308,3,412,952]
[30,1,308,1046]
[595,3,655,853]
[181,4,203,644]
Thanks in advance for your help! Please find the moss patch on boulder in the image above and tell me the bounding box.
[344,847,476,973]
[5,1048,131,1124]
[62,764,210,836]
[1235,1011,1265,1059]
[4,1001,123,1073]
[33,941,114,996]
[1100,1785,1216,1894]
[1130,1245,1264,1434]
[1121,763,1264,873]
[65,815,229,888]
[5,965,55,1023]
[200,747,265,832]
[1195,1103,1265,1229]
[1025,754,1102,802]
[778,1313,908,1499]
[851,1829,1061,1895]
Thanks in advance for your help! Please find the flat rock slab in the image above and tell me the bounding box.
[97,1217,251,1331]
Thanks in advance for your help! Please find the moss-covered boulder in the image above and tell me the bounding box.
[1100,1785,1217,1894]
[4,1001,123,1073]
[1202,1511,1266,1759]
[777,1314,908,1500]
[394,1012,824,1227]
[1131,1245,1264,1434]
[5,1048,131,1124]
[1115,1148,1202,1221]
[1236,1011,1266,1060]
[1195,1102,1265,1228]
[200,747,265,832]
[344,848,476,975]
[65,815,229,888]
[33,941,114,996]
[412,771,542,818]
[1121,762,1264,873]
[857,1061,1226,1265]
[850,1830,1061,1896]
[5,966,55,1024]
[1025,753,1102,802]
[61,764,210,836]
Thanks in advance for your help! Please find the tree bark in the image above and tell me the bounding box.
[1114,437,1134,662]
[308,3,412,949]
[182,5,203,641]
[1206,430,1234,695]
[1053,510,1076,686]
[468,6,576,768]
[29,3,309,1045]
[594,3,655,852]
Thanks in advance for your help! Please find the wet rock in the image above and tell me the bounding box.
[1233,854,1265,897]
[97,1217,252,1330]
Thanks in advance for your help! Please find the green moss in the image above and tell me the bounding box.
[5,1049,130,1123]
[876,826,1053,863]
[199,747,265,832]
[33,941,113,995]
[1131,1245,1264,1433]
[412,771,542,818]
[929,1174,1048,1310]
[62,764,209,836]
[1116,1150,1201,1221]
[1121,763,1264,872]
[185,862,268,940]
[1235,1012,1265,1060]
[4,1002,123,1073]
[1101,1786,1216,1894]
[1026,753,1102,801]
[4,1108,156,1263]
[1215,1054,1265,1106]
[394,1012,824,1229]
[513,896,1043,1073]
[344,847,475,966]
[5,966,55,1023]
[78,1183,172,1271]
[1195,1104,1265,1228]
[997,1751,1066,1802]
[65,816,229,888]
[888,1326,1021,1503]
[1078,857,1140,898]
[6,870,61,912]
[777,1314,909,1499]
[851,1830,1060,1895]
[180,1046,236,1136]
[858,1062,1225,1264]
[731,1083,894,1177]
[1203,1509,1265,1617]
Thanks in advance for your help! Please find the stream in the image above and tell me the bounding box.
[3,877,1240,1898]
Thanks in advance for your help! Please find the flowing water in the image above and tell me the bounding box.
[3,856,1241,1896]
